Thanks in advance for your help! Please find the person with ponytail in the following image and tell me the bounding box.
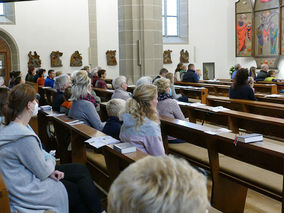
[0,84,105,213]
[119,84,165,156]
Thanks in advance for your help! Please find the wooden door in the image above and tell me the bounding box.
[0,38,11,86]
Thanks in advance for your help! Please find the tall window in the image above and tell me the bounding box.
[0,3,4,16]
[162,0,179,37]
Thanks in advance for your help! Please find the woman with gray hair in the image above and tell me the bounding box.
[111,76,132,101]
[68,70,104,131]
[136,76,153,87]
[52,74,71,112]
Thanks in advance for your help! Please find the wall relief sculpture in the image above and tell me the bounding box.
[28,51,41,68]
[163,50,172,64]
[70,51,82,67]
[180,49,189,63]
[50,51,63,67]
[106,50,117,66]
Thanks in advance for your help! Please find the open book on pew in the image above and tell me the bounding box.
[85,136,120,148]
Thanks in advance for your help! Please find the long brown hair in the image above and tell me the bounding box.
[0,87,9,116]
[232,68,249,89]
[4,84,36,125]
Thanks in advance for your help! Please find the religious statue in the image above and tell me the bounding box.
[28,51,41,68]
[106,50,117,66]
[180,49,189,63]
[50,51,63,67]
[70,51,82,67]
[163,50,172,64]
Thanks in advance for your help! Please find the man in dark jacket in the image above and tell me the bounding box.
[182,64,199,83]
[152,68,168,83]
[255,64,269,81]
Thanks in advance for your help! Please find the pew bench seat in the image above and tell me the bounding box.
[169,142,282,199]
[86,149,108,174]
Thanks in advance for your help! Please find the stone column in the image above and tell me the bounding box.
[88,0,98,68]
[118,0,163,84]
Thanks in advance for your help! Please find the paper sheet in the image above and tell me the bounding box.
[85,136,120,148]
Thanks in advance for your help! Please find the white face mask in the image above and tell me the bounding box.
[31,101,39,116]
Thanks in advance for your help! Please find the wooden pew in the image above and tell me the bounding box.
[206,95,284,119]
[0,172,10,213]
[44,87,57,106]
[178,101,284,140]
[174,85,208,104]
[256,94,284,104]
[93,88,114,102]
[160,116,284,213]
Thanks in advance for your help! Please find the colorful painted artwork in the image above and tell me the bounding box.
[254,9,280,56]
[236,0,253,13]
[236,13,253,56]
[255,0,279,11]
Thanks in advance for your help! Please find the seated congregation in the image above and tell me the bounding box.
[0,61,283,213]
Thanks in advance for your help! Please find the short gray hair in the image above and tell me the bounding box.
[106,99,126,117]
[113,76,127,90]
[261,64,269,70]
[107,155,209,213]
[70,70,90,101]
[136,76,153,87]
[54,74,69,90]
[234,64,241,70]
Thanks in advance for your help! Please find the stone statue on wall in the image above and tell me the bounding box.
[70,51,82,67]
[28,51,41,68]
[163,50,172,64]
[50,51,63,67]
[106,50,117,66]
[180,49,189,63]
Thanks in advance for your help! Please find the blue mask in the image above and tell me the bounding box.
[169,88,173,96]
[44,73,47,78]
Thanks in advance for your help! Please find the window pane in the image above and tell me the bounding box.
[167,17,177,36]
[162,17,165,36]
[0,3,4,16]
[167,0,177,16]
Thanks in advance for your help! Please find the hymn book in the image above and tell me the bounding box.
[113,143,136,154]
[235,134,263,143]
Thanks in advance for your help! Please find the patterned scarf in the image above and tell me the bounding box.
[79,94,98,107]
[158,93,172,101]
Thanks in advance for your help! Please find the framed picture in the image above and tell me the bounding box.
[254,8,280,56]
[236,0,253,13]
[236,13,253,56]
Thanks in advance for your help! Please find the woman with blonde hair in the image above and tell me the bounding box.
[119,84,165,156]
[69,70,104,131]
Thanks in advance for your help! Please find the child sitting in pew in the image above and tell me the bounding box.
[102,99,126,140]
[107,155,209,213]
[60,86,72,115]
[264,70,278,82]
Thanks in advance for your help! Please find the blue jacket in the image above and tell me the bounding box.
[182,70,199,83]
[229,85,256,101]
[52,91,64,112]
[44,77,55,88]
[102,116,122,140]
[232,70,238,79]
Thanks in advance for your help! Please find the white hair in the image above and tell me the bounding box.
[136,76,153,87]
[113,76,127,90]
[91,66,101,76]
[70,70,90,101]
[106,99,126,117]
[107,155,209,213]
[261,64,269,70]
[54,74,69,90]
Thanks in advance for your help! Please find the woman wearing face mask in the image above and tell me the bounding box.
[0,84,106,213]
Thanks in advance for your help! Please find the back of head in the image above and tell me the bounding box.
[106,99,126,117]
[124,84,158,126]
[4,84,36,125]
[233,68,249,88]
[159,68,168,76]
[0,87,9,116]
[70,70,90,101]
[165,73,174,84]
[249,66,256,75]
[234,64,241,70]
[55,74,70,90]
[175,63,183,73]
[188,64,195,70]
[261,64,269,71]
[153,78,170,94]
[98,69,106,78]
[28,66,35,74]
[136,76,153,87]
[55,71,63,77]
[113,76,127,90]
[14,76,24,86]
[268,70,276,77]
[63,86,72,101]
[107,155,209,213]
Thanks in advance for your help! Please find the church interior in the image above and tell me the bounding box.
[0,0,284,212]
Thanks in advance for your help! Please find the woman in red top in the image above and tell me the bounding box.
[95,69,107,89]
[36,69,46,87]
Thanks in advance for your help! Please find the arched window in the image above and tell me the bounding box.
[162,0,188,43]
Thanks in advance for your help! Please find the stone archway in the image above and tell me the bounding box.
[0,28,20,72]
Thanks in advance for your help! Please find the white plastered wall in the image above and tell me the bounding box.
[0,0,90,76]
